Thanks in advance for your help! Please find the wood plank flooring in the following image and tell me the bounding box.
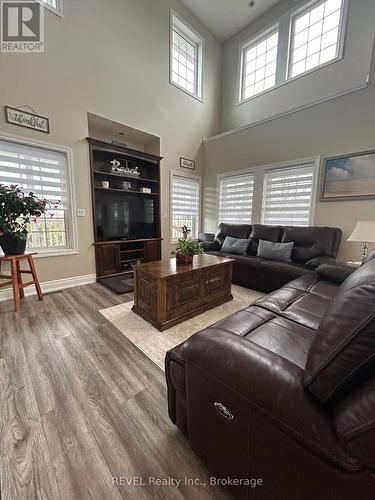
[0,284,230,500]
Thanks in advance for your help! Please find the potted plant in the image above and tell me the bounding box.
[0,184,48,255]
[172,237,203,265]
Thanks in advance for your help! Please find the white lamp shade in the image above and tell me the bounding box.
[347,221,375,242]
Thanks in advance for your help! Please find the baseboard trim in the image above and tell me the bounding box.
[0,273,97,302]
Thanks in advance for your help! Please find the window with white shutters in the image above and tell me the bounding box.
[0,138,74,253]
[39,0,63,16]
[261,164,315,226]
[171,173,200,241]
[219,174,254,224]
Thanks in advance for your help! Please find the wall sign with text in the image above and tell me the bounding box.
[180,157,195,170]
[5,106,50,133]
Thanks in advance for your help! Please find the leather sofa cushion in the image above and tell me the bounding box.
[206,252,264,289]
[214,223,252,246]
[304,258,375,404]
[282,226,342,264]
[257,259,314,292]
[316,263,356,283]
[247,224,282,256]
[335,376,375,468]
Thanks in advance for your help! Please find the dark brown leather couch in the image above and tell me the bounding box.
[165,255,375,499]
[199,223,342,292]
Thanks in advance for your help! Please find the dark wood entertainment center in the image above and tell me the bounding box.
[87,138,162,279]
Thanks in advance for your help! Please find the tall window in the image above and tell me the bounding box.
[240,28,279,101]
[171,173,200,241]
[219,174,254,224]
[170,12,203,100]
[261,164,315,226]
[0,138,75,254]
[290,0,344,78]
[39,0,63,16]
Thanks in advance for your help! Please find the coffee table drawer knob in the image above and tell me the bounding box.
[214,402,234,420]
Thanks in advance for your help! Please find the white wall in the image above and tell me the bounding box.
[220,0,375,131]
[0,0,222,282]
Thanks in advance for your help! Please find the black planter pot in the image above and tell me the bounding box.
[0,234,27,255]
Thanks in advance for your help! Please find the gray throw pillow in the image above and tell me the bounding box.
[257,239,294,262]
[221,236,250,255]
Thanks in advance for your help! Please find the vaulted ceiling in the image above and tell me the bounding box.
[180,0,283,41]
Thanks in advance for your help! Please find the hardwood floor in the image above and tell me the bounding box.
[0,284,229,500]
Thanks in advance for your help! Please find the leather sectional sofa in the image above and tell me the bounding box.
[165,255,375,499]
[199,223,342,292]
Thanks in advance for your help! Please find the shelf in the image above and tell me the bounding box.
[120,249,145,254]
[93,170,159,183]
[95,186,159,195]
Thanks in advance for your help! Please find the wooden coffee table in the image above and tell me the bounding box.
[132,254,233,331]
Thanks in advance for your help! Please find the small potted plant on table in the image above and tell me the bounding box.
[0,184,48,255]
[172,225,203,265]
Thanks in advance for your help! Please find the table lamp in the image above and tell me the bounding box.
[347,221,375,262]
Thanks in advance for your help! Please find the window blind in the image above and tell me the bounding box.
[219,174,254,224]
[171,174,200,240]
[261,164,315,226]
[0,139,68,207]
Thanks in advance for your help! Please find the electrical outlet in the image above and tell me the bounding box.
[77,209,86,217]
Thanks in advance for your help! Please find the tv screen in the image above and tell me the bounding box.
[96,191,157,241]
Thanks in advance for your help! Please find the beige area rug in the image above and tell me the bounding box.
[100,285,264,371]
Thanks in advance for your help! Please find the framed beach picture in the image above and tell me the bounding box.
[321,150,375,201]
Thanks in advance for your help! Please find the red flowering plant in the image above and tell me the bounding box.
[0,184,51,241]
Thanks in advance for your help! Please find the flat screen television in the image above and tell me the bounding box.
[96,191,158,241]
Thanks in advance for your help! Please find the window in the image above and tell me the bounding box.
[219,174,254,224]
[238,0,347,103]
[171,172,200,241]
[38,0,63,16]
[240,28,279,101]
[261,164,315,226]
[290,0,344,78]
[170,12,203,100]
[0,137,76,254]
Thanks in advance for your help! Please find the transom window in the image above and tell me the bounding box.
[241,29,279,101]
[219,174,254,224]
[171,172,201,241]
[170,12,203,100]
[290,0,344,78]
[0,138,76,255]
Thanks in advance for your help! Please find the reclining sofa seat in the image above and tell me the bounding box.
[165,253,375,500]
[199,223,342,292]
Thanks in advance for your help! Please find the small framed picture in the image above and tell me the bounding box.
[321,149,375,201]
[180,157,195,170]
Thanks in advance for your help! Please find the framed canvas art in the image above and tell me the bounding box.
[321,150,375,201]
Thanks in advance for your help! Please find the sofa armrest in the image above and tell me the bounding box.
[183,328,361,470]
[198,232,215,242]
[316,263,356,283]
[199,240,221,252]
[305,256,335,269]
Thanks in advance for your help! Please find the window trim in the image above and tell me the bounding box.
[37,0,63,18]
[238,24,279,103]
[216,156,320,227]
[217,169,255,226]
[237,0,349,106]
[169,9,204,102]
[170,170,202,244]
[0,133,78,258]
[287,0,348,80]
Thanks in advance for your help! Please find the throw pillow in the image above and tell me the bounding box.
[257,239,294,262]
[221,236,250,255]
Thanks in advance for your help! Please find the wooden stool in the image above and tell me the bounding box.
[0,252,43,312]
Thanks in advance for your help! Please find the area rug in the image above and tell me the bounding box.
[99,285,264,370]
